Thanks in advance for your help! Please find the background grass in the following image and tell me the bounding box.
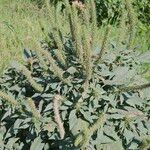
[0,0,49,72]
[0,0,149,77]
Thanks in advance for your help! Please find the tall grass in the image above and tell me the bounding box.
[0,0,149,77]
[0,0,49,73]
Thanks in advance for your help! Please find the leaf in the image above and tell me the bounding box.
[104,126,119,140]
[38,100,44,113]
[1,109,11,121]
[80,109,93,123]
[30,137,44,150]
[109,114,124,119]
[23,48,32,59]
[13,119,23,129]
[71,118,89,136]
[137,121,148,135]
[44,103,53,112]
[23,118,32,124]
[97,129,114,143]
[96,141,124,150]
[105,66,136,85]
[69,110,78,130]
[7,138,19,149]
[123,129,134,144]
[64,100,73,106]
[128,141,139,150]
[126,96,143,107]
[19,123,30,129]
[137,52,150,63]
[67,67,77,74]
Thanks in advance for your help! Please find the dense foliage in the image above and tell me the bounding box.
[31,0,150,25]
[0,0,150,149]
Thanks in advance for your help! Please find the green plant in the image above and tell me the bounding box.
[31,0,150,26]
[0,0,150,149]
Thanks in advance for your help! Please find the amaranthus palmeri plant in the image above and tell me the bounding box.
[0,0,150,149]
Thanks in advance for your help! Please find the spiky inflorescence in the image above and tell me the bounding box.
[117,5,128,47]
[53,94,65,139]
[71,4,84,63]
[75,114,106,149]
[124,0,137,49]
[45,0,66,65]
[96,25,111,63]
[90,0,97,48]
[118,82,150,93]
[27,98,41,120]
[36,43,71,85]
[12,62,44,93]
[0,90,19,106]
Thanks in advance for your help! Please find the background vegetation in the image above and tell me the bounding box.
[0,0,149,75]
[0,0,49,72]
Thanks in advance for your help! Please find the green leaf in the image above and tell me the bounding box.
[109,114,124,119]
[104,126,119,140]
[30,137,44,150]
[80,109,93,123]
[7,138,19,149]
[69,109,78,131]
[96,141,124,150]
[44,103,53,112]
[13,119,23,129]
[126,96,143,107]
[137,52,150,63]
[123,129,134,144]
[67,67,77,74]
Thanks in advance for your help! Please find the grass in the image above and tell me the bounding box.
[0,0,149,78]
[0,0,50,73]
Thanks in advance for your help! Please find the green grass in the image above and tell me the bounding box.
[0,0,149,78]
[0,0,50,73]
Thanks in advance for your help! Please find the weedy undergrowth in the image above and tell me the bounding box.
[0,0,150,150]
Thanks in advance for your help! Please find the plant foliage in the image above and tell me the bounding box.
[0,0,150,149]
[31,0,150,25]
